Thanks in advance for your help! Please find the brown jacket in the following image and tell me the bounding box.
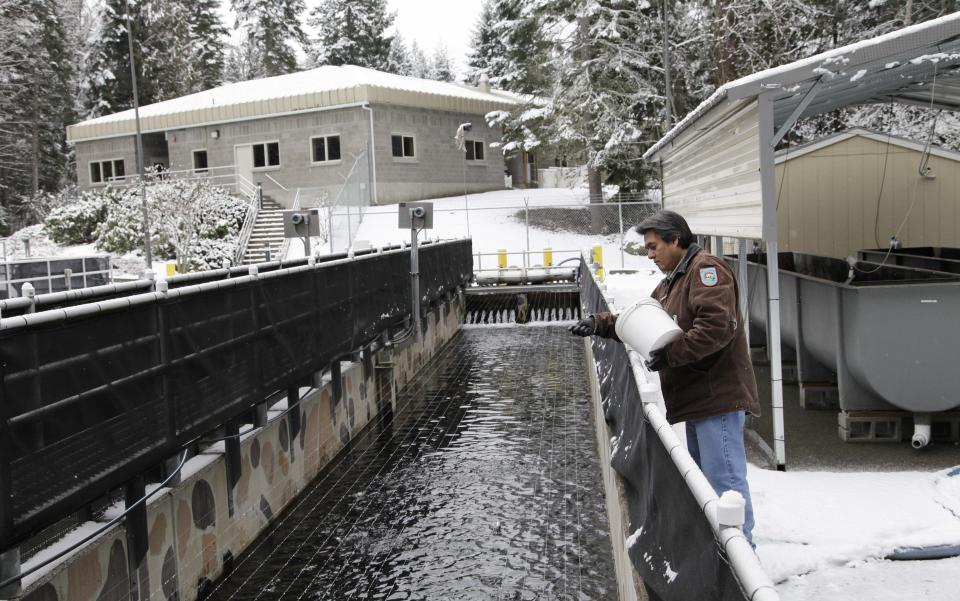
[594,245,761,424]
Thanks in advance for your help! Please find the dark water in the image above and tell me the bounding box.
[207,326,616,601]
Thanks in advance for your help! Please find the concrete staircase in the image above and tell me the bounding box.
[242,197,285,264]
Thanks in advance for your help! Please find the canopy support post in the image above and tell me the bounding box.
[759,93,787,471]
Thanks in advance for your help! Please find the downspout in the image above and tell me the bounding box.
[361,104,378,205]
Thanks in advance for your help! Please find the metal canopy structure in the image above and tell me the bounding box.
[643,12,960,470]
[646,11,960,163]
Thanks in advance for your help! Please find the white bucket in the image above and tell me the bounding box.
[614,297,683,360]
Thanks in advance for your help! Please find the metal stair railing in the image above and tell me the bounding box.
[233,175,261,265]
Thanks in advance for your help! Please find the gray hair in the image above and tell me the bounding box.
[636,210,694,248]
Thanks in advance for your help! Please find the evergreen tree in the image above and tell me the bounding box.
[187,0,228,91]
[467,0,550,94]
[467,0,501,83]
[534,0,665,191]
[428,44,456,82]
[147,1,194,99]
[308,0,394,69]
[231,0,307,76]
[385,33,413,76]
[0,0,76,229]
[83,0,153,117]
[224,36,264,82]
[408,40,430,79]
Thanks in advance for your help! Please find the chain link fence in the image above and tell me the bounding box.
[325,188,661,271]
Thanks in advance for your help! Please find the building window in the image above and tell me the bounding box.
[192,149,208,172]
[89,159,125,184]
[252,141,280,169]
[465,140,485,161]
[391,134,415,158]
[311,135,342,163]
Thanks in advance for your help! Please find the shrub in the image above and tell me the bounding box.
[44,190,111,244]
[94,180,248,271]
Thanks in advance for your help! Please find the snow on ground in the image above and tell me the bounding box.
[602,267,960,600]
[2,223,178,284]
[348,188,656,272]
[1,225,100,261]
[754,466,960,600]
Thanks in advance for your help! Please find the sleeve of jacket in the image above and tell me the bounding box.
[665,263,739,367]
[591,312,621,342]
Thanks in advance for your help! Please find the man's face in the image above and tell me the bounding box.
[644,231,685,273]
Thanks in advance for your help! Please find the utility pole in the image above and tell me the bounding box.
[126,3,153,268]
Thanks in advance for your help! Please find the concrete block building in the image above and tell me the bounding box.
[67,66,521,207]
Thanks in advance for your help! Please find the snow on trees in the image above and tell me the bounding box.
[231,0,306,77]
[385,34,414,76]
[308,0,395,70]
[44,181,249,272]
[428,44,456,82]
[0,0,76,228]
[467,0,549,94]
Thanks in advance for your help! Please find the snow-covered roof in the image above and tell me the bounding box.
[645,12,960,160]
[775,127,960,164]
[67,65,523,142]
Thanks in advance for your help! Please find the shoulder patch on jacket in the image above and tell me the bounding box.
[699,267,718,287]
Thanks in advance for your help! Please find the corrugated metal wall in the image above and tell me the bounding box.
[660,99,762,239]
[776,135,960,258]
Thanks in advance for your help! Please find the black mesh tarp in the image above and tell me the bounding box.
[0,239,471,548]
[580,265,747,601]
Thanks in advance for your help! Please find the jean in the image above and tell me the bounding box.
[686,410,755,546]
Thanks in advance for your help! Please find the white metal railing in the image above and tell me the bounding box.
[0,255,113,299]
[235,173,258,200]
[105,165,240,191]
[260,171,291,193]
[233,175,262,265]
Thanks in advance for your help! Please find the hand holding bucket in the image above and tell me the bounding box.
[614,298,683,361]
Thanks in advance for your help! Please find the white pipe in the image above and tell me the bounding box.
[626,349,778,600]
[361,104,378,205]
[912,413,932,449]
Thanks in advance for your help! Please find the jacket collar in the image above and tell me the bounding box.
[666,243,702,283]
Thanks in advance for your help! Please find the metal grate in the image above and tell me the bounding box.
[465,285,582,324]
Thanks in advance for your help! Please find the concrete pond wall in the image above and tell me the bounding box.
[18,295,465,601]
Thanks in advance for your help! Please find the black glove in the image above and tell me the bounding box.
[645,347,668,372]
[568,315,596,337]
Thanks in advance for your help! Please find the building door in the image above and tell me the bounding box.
[235,145,254,187]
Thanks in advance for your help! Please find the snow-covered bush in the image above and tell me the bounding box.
[95,180,248,272]
[44,190,111,244]
[191,238,238,271]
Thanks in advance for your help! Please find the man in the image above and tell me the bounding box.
[571,210,760,545]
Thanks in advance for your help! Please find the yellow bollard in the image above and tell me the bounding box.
[166,263,177,277]
[593,245,605,282]
[497,249,508,269]
[592,245,603,267]
[543,247,553,267]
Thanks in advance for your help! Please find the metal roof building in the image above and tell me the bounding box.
[643,12,960,468]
